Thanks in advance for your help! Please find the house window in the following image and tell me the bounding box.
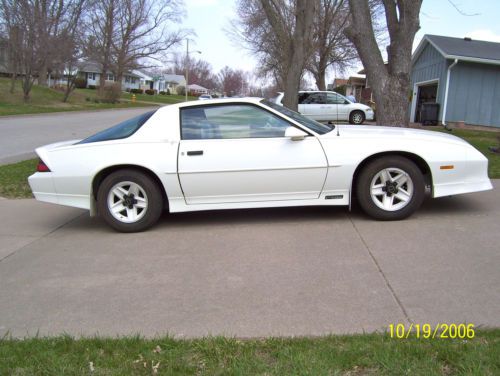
[106,73,114,81]
[88,73,96,80]
[130,77,136,84]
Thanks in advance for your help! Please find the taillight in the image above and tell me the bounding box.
[36,158,51,172]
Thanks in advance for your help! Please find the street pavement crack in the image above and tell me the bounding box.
[0,212,85,264]
[348,214,413,324]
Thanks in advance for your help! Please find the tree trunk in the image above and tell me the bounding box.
[38,64,48,86]
[115,72,124,92]
[63,75,76,103]
[281,0,317,111]
[345,0,422,127]
[98,67,107,97]
[22,75,34,102]
[9,72,17,94]
[313,60,327,91]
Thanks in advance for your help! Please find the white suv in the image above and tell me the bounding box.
[273,91,374,124]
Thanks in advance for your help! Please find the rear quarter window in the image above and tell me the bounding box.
[78,110,157,144]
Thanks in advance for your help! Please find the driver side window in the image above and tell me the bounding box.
[327,93,346,105]
[181,104,292,140]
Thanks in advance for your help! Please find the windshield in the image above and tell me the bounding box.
[261,99,332,135]
[78,110,157,144]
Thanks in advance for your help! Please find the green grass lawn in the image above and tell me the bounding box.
[0,330,498,375]
[0,158,37,198]
[0,78,162,116]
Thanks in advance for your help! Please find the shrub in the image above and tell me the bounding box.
[98,83,121,103]
[166,89,171,95]
[176,85,185,96]
[145,89,155,95]
[159,91,166,95]
[74,77,87,89]
[130,88,143,94]
[88,85,97,90]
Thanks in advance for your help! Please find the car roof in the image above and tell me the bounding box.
[176,97,264,108]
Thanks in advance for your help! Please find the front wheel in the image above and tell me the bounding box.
[349,110,365,125]
[356,157,425,220]
[97,169,163,232]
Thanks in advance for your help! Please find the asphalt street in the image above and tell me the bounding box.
[0,181,498,338]
[0,107,157,164]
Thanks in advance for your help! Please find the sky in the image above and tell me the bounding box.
[179,0,500,84]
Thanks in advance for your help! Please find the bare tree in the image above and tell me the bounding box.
[218,66,246,96]
[169,54,218,90]
[27,0,87,87]
[345,0,422,126]
[1,0,86,100]
[0,1,23,94]
[308,0,357,91]
[261,0,317,110]
[112,0,187,89]
[233,0,317,111]
[85,0,118,96]
[0,0,38,101]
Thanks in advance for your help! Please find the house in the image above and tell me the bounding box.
[162,74,186,92]
[79,62,140,90]
[410,34,500,128]
[187,83,209,95]
[327,78,348,91]
[132,71,186,93]
[350,70,375,104]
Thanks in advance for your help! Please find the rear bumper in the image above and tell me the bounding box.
[28,172,90,210]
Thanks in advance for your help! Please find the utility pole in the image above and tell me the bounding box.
[185,39,201,102]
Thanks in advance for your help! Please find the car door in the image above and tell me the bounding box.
[298,92,326,120]
[325,92,350,121]
[177,103,328,205]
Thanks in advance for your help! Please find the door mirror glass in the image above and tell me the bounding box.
[285,126,307,141]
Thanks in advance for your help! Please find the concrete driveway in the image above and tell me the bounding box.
[0,182,499,338]
[0,107,156,164]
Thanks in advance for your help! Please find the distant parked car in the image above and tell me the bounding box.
[198,94,212,100]
[273,91,374,124]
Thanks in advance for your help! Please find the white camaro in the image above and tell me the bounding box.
[29,98,492,232]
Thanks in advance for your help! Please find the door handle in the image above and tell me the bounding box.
[187,150,203,156]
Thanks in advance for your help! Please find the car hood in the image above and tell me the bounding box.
[323,125,470,147]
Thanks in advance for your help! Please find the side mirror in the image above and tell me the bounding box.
[285,126,307,141]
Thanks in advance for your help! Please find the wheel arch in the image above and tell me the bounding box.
[351,151,433,196]
[91,164,169,213]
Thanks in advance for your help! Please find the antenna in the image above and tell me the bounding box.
[336,92,340,136]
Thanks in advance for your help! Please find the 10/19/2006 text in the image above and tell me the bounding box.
[388,323,475,339]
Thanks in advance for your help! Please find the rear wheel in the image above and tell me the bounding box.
[97,169,163,232]
[349,110,365,125]
[356,157,425,220]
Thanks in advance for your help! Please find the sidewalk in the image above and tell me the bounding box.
[0,182,498,338]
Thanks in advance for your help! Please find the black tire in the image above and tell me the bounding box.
[356,156,425,221]
[349,110,365,125]
[97,169,163,232]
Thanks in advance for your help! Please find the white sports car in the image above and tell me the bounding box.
[28,98,492,232]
